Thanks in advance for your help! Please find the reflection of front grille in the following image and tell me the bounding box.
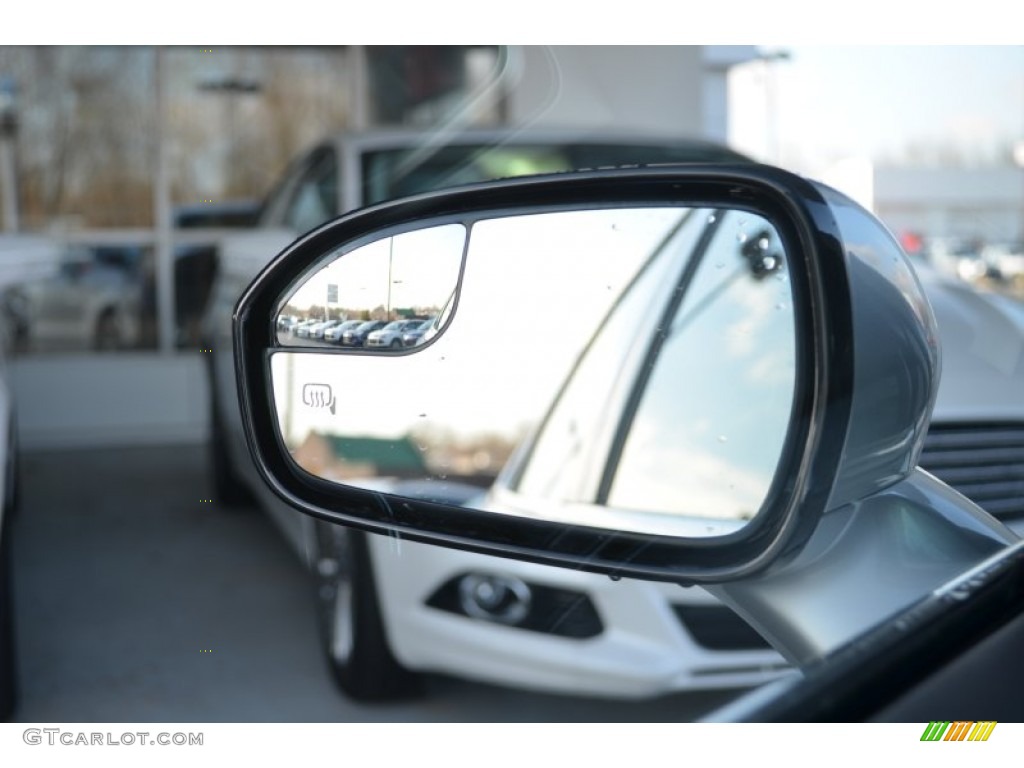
[672,605,771,650]
[919,422,1024,519]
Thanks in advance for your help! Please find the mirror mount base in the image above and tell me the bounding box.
[706,468,1016,666]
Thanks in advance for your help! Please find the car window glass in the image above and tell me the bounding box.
[604,211,795,520]
[282,148,339,234]
[510,209,708,501]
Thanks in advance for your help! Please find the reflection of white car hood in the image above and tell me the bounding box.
[920,266,1024,423]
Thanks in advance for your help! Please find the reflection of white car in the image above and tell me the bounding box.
[308,319,346,341]
[981,242,1024,282]
[204,129,1024,701]
[366,320,426,349]
[324,320,363,343]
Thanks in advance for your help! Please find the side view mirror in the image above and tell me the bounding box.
[235,164,1006,591]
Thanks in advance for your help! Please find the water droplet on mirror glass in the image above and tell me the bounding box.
[758,237,770,249]
[776,303,787,311]
[737,232,748,243]
[718,435,728,443]
[776,273,787,282]
[707,214,717,224]
[608,574,622,582]
[763,256,777,270]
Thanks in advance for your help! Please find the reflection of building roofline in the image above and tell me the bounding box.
[298,432,427,478]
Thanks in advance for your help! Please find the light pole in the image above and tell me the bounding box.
[197,75,262,196]
[153,49,175,353]
[0,76,19,232]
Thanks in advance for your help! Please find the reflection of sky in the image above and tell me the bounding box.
[606,210,796,521]
[283,224,466,313]
[272,208,685,447]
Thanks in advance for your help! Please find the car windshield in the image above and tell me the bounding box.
[361,143,747,205]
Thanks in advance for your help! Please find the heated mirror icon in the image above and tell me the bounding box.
[302,383,336,415]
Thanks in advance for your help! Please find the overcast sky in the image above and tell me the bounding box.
[729,45,1024,173]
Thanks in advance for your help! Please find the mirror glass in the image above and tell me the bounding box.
[276,224,466,349]
[270,206,796,538]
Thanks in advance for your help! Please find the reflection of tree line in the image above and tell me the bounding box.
[292,422,529,489]
[411,421,529,484]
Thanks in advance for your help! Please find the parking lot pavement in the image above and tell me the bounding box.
[10,444,741,722]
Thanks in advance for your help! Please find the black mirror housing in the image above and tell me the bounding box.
[233,165,931,585]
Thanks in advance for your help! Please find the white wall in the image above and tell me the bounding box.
[13,353,208,449]
[874,167,1024,241]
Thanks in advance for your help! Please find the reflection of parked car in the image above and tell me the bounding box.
[324,320,363,344]
[366,319,425,349]
[277,315,300,333]
[982,241,1024,284]
[308,319,347,341]
[341,320,386,347]
[9,243,145,352]
[401,318,435,347]
[293,320,319,338]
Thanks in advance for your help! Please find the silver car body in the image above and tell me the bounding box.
[366,320,425,349]
[6,241,143,352]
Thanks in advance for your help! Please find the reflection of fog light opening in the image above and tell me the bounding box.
[427,574,603,638]
[458,573,532,625]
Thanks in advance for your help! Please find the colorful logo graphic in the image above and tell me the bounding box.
[920,721,997,742]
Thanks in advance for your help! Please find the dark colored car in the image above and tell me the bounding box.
[341,320,387,347]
